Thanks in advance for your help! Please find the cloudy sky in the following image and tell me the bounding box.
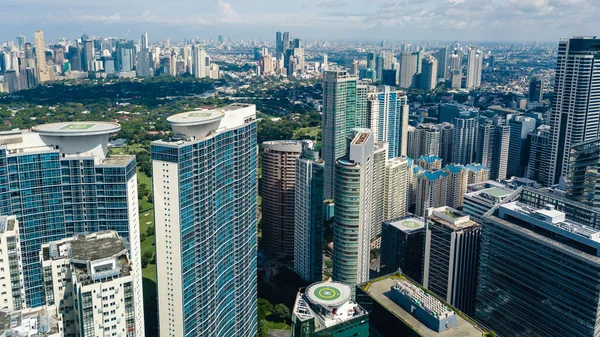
[0,0,597,43]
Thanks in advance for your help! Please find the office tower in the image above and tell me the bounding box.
[366,52,376,74]
[152,104,257,337]
[67,46,82,71]
[141,32,149,49]
[0,123,144,327]
[381,69,397,86]
[444,164,468,209]
[0,216,25,311]
[15,35,26,51]
[53,45,65,68]
[294,142,325,283]
[322,70,358,199]
[528,75,544,102]
[322,54,328,72]
[436,46,449,79]
[507,116,536,178]
[275,32,283,57]
[476,202,600,337]
[101,56,115,75]
[4,70,19,93]
[356,274,487,337]
[169,52,177,76]
[407,123,440,159]
[40,231,142,336]
[397,52,418,88]
[450,69,462,89]
[437,122,454,165]
[422,207,481,315]
[34,30,51,83]
[526,125,550,183]
[82,39,94,71]
[191,44,207,78]
[333,131,374,287]
[415,170,447,216]
[380,216,425,280]
[261,140,302,260]
[465,47,482,89]
[282,32,290,51]
[452,113,478,165]
[463,184,514,222]
[136,49,151,77]
[547,37,600,186]
[115,40,134,72]
[419,56,438,91]
[366,86,408,158]
[384,157,409,221]
[567,138,600,207]
[291,282,369,337]
[465,163,490,184]
[438,103,477,124]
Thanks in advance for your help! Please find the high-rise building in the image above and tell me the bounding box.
[0,122,144,328]
[294,142,325,283]
[82,39,94,72]
[407,123,440,159]
[371,143,388,242]
[476,117,510,180]
[547,37,600,186]
[136,49,151,77]
[333,131,374,287]
[465,163,490,184]
[40,231,142,337]
[438,122,455,165]
[415,154,443,171]
[527,125,551,183]
[444,164,468,209]
[34,30,51,83]
[476,201,600,337]
[508,116,537,178]
[67,46,82,71]
[567,138,600,207]
[191,44,207,78]
[419,55,438,91]
[262,140,302,260]
[452,113,478,165]
[415,170,448,216]
[141,32,149,49]
[422,207,481,315]
[115,40,134,72]
[528,75,544,102]
[436,46,449,80]
[465,47,482,89]
[450,69,462,89]
[152,104,257,337]
[383,156,409,221]
[398,52,418,88]
[0,216,25,311]
[463,184,514,222]
[380,216,425,281]
[291,282,369,337]
[366,86,409,158]
[322,70,358,199]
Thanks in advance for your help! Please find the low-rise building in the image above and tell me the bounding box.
[0,305,63,337]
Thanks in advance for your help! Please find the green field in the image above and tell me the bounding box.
[293,126,321,139]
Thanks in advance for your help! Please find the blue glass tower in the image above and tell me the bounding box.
[0,122,145,334]
[152,104,258,337]
[367,86,408,158]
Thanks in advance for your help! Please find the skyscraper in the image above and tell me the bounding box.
[527,125,551,183]
[380,216,425,280]
[67,46,82,71]
[294,142,325,283]
[465,47,482,89]
[407,123,440,159]
[333,131,374,287]
[262,140,302,260]
[476,117,510,180]
[366,86,409,158]
[322,70,358,199]
[384,156,409,221]
[136,48,152,77]
[422,207,481,315]
[567,138,600,207]
[191,44,207,78]
[452,113,478,165]
[415,170,448,216]
[141,32,149,49]
[34,30,51,83]
[438,122,455,165]
[275,31,283,57]
[419,55,438,91]
[507,116,537,178]
[528,75,544,102]
[436,46,449,80]
[82,38,94,72]
[152,104,258,337]
[547,37,600,186]
[398,52,418,88]
[0,123,144,332]
[115,40,134,72]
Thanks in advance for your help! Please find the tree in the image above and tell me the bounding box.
[146,226,155,236]
[273,303,291,323]
[257,298,273,321]
[141,251,154,268]
[138,183,149,199]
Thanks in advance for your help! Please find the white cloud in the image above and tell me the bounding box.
[217,0,241,23]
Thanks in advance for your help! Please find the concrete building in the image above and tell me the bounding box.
[465,163,490,184]
[423,207,481,315]
[356,274,487,337]
[476,117,510,180]
[152,104,258,337]
[398,52,418,88]
[380,216,425,281]
[416,155,443,171]
[408,124,440,159]
[507,116,537,178]
[0,123,143,325]
[0,305,63,336]
[463,185,514,222]
[567,138,600,207]
[415,170,448,217]
[420,55,438,91]
[366,86,409,158]
[40,231,141,337]
[262,140,302,260]
[34,30,52,83]
[444,164,468,210]
[436,46,450,80]
[384,157,410,221]
[438,122,455,165]
[322,70,359,199]
[452,113,478,165]
[547,37,600,186]
[527,125,550,183]
[528,75,544,102]
[0,216,25,311]
[476,201,600,337]
[291,282,368,337]
[465,47,482,90]
[294,142,325,283]
[371,143,389,241]
[191,44,207,78]
[333,131,374,287]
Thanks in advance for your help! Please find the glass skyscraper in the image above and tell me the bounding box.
[366,86,409,158]
[152,104,257,337]
[0,122,144,335]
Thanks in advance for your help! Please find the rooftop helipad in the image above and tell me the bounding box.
[32,122,121,136]
[305,282,352,308]
[167,109,226,126]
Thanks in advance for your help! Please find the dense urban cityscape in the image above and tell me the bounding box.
[0,3,599,337]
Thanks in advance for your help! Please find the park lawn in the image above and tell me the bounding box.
[262,320,291,330]
[142,263,157,284]
[293,126,320,139]
[137,169,153,193]
[141,234,155,256]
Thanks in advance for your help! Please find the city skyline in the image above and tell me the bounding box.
[0,0,597,42]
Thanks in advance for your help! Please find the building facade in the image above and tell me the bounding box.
[567,138,600,207]
[0,216,25,311]
[380,216,425,281]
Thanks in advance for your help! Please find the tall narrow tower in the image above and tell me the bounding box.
[34,30,51,83]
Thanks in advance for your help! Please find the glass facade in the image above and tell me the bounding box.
[0,147,136,307]
[152,121,258,337]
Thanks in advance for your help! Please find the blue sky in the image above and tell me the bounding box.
[0,0,597,42]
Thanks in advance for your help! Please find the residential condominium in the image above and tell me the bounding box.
[476,201,600,337]
[0,216,25,311]
[366,86,409,158]
[151,104,258,337]
[0,122,143,331]
[40,231,141,337]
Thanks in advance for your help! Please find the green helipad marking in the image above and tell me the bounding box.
[60,123,96,130]
[314,286,341,301]
[401,221,422,229]
[188,112,213,118]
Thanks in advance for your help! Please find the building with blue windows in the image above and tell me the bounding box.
[366,86,409,158]
[152,104,258,337]
[0,122,145,335]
